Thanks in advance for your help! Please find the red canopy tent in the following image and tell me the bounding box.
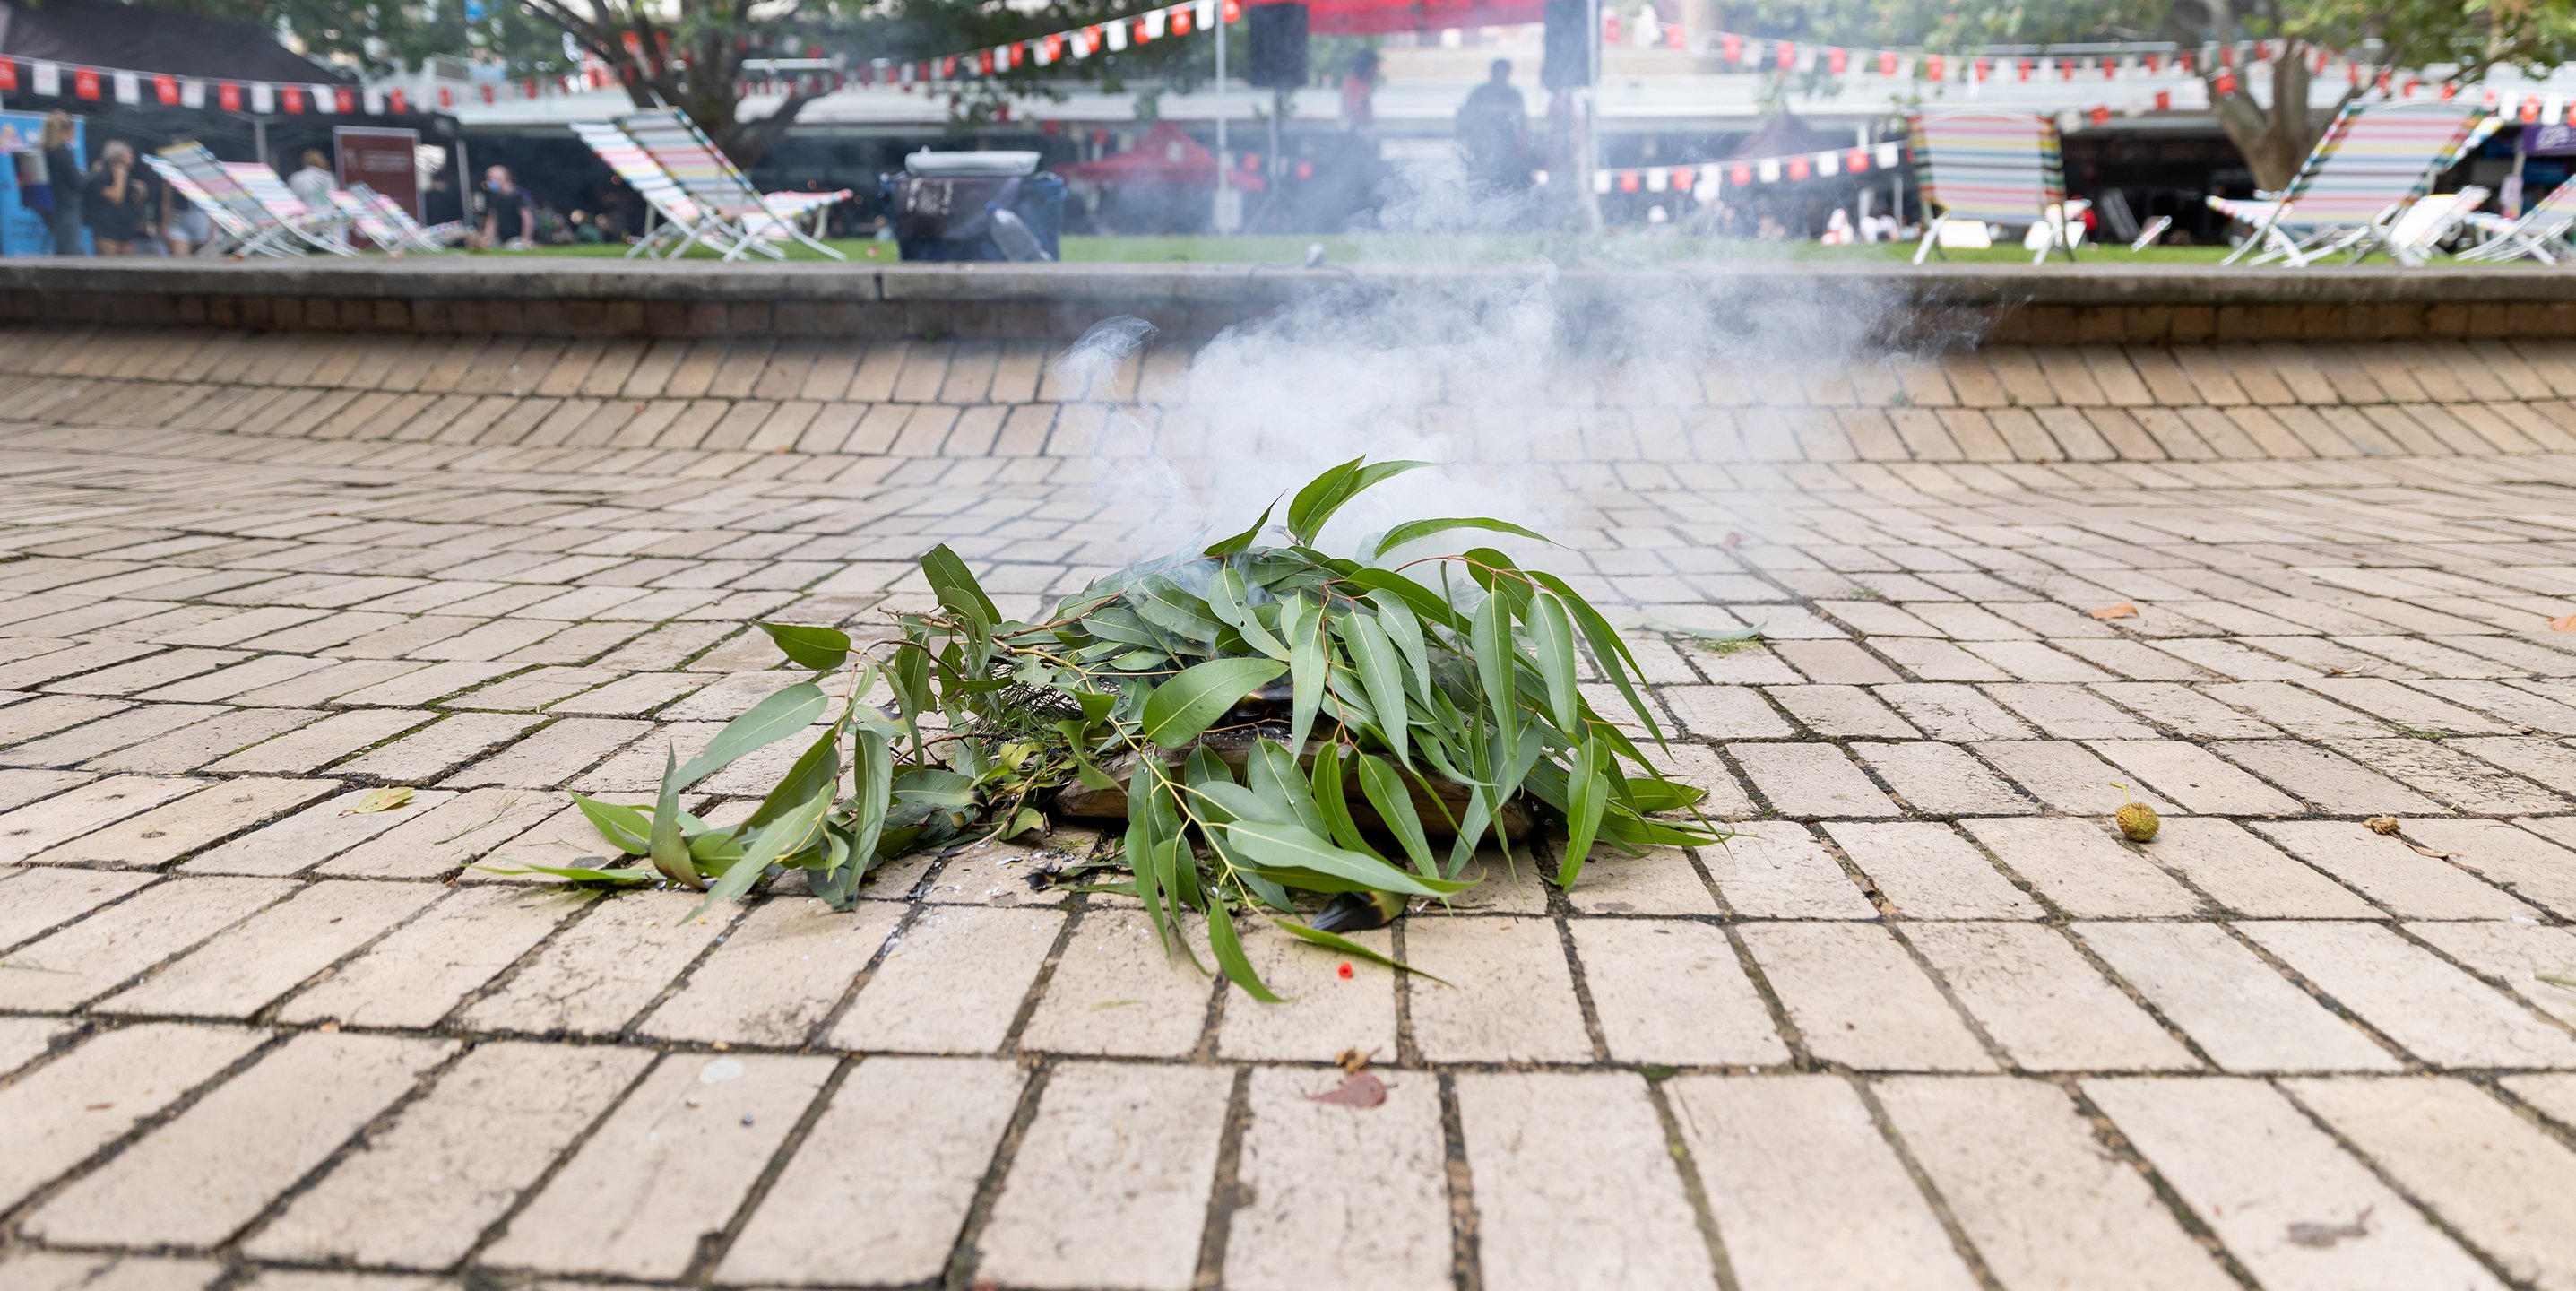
[1246,0,1546,37]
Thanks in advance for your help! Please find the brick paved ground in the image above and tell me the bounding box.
[1,325,2575,1291]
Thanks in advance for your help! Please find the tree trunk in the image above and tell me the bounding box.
[2208,42,2331,193]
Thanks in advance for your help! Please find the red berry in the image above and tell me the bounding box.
[1337,962,1353,979]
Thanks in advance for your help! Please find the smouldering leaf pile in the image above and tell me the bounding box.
[488,458,1728,996]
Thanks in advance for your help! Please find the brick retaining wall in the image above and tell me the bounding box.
[4,258,2574,346]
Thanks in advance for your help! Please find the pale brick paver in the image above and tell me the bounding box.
[721,1056,1026,1286]
[1876,1076,2238,1291]
[276,887,590,1027]
[1903,922,2200,1071]
[0,876,293,1011]
[1019,908,1216,1056]
[0,1024,269,1211]
[0,865,157,948]
[1571,919,1791,1065]
[2255,820,2540,919]
[1224,1066,1453,1291]
[1963,817,2206,917]
[1456,1071,1718,1291]
[2241,921,2576,1068]
[7,325,2576,1288]
[22,1032,452,1249]
[1667,1075,1981,1291]
[2075,922,2401,1073]
[1823,819,2041,918]
[1739,923,1994,1071]
[461,889,729,1036]
[976,1061,1232,1291]
[641,897,902,1046]
[481,1052,832,1280]
[826,902,1062,1053]
[27,777,337,869]
[246,1042,651,1268]
[2088,1077,2507,1291]
[95,879,439,1018]
[1402,914,1595,1063]
[2287,1077,2576,1291]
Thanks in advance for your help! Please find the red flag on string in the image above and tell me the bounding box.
[1877,50,1897,75]
[389,87,408,113]
[1973,58,1990,82]
[0,61,14,92]
[2214,70,2236,94]
[1827,48,1846,74]
[480,83,495,104]
[2144,53,2161,73]
[336,87,356,111]
[73,67,102,99]
[153,74,178,104]
[1846,148,1870,172]
[220,81,244,109]
[1720,32,1741,62]
[2154,90,2172,110]
[2017,59,2032,82]
[1787,156,1811,180]
[1923,55,1943,80]
[2089,106,2111,126]
[1775,41,1795,70]
[1730,162,1751,185]
[1618,170,1639,192]
[437,85,454,108]
[1223,0,1240,22]
[281,84,304,112]
[1672,166,1694,191]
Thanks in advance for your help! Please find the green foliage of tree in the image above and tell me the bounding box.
[1746,0,2576,191]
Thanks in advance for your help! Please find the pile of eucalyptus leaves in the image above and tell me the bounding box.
[496,459,1725,996]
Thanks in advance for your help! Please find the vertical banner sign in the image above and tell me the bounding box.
[0,110,85,256]
[334,125,422,241]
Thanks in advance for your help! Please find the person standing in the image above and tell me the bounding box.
[1340,50,1379,140]
[160,140,215,256]
[286,149,335,215]
[38,112,85,255]
[478,165,534,248]
[82,141,151,255]
[1457,59,1530,195]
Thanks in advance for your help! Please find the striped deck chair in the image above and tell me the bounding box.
[1907,110,2073,264]
[348,184,464,254]
[570,120,745,259]
[152,144,341,257]
[613,109,850,260]
[141,153,264,257]
[2215,102,2501,266]
[324,190,404,252]
[225,163,356,256]
[2459,178,2576,264]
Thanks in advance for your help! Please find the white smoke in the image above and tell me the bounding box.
[1050,159,1906,564]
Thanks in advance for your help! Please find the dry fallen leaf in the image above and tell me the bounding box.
[2553,612,2576,633]
[1309,1070,1387,1109]
[2090,602,2140,620]
[2365,817,2401,835]
[341,786,415,815]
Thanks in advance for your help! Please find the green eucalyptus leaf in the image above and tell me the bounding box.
[849,726,893,873]
[1249,739,1330,839]
[1139,656,1288,749]
[1206,568,1290,661]
[756,622,851,671]
[1223,820,1471,898]
[572,793,653,856]
[1368,593,1431,698]
[1341,614,1413,767]
[1372,516,1557,559]
[1356,754,1438,879]
[1470,593,1519,757]
[471,859,658,884]
[688,786,828,922]
[1285,456,1434,545]
[647,746,699,889]
[1558,738,1612,888]
[1308,742,1376,854]
[1282,595,1327,754]
[1272,918,1452,984]
[920,542,1001,623]
[1528,594,1581,732]
[675,682,826,791]
[1207,902,1284,1001]
[1204,495,1282,558]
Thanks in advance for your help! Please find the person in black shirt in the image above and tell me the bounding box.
[1457,61,1531,195]
[82,141,151,255]
[478,165,534,248]
[39,111,84,255]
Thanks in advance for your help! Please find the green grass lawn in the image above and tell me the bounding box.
[480,234,2445,267]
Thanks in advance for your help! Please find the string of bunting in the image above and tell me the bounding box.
[1595,140,1906,195]
[4,4,2571,125]
[1664,23,2576,121]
